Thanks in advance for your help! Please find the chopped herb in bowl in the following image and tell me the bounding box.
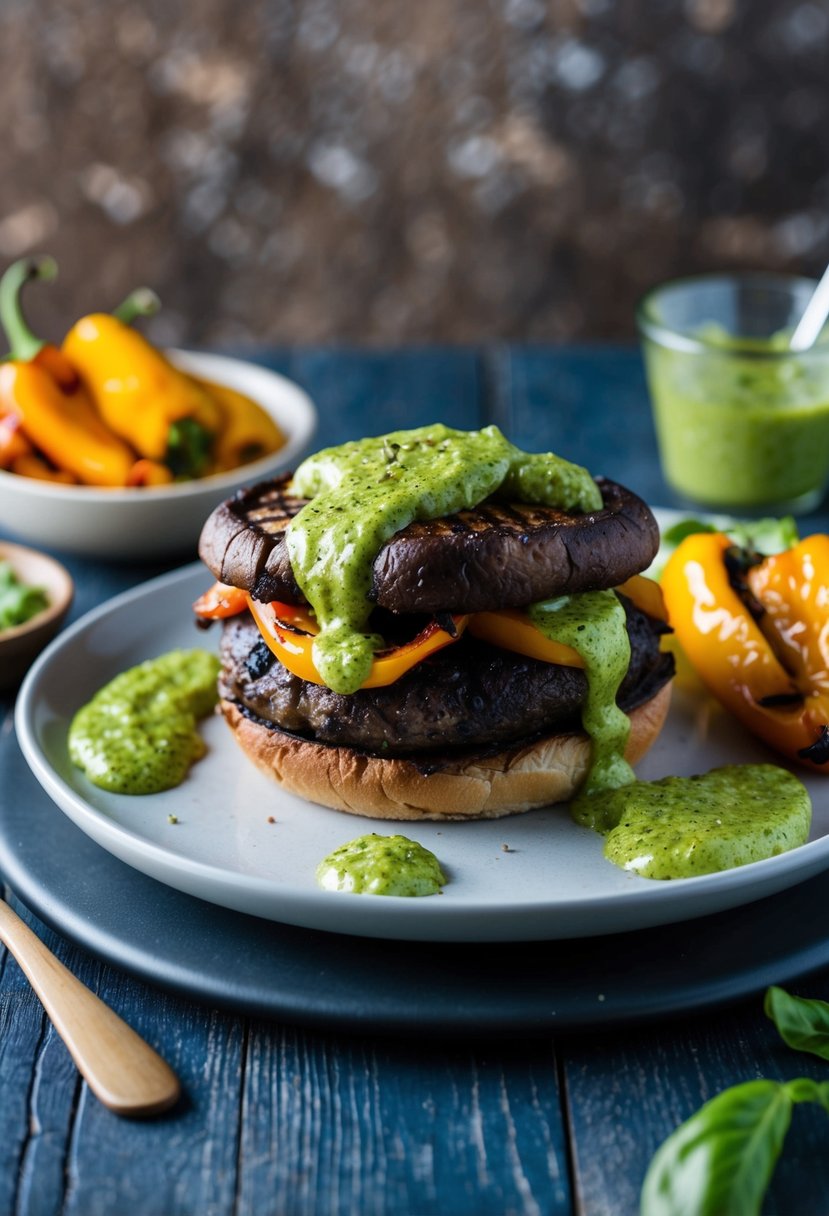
[0,560,49,631]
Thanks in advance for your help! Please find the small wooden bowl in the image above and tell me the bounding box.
[0,542,73,692]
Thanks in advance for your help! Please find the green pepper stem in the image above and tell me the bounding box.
[0,256,57,361]
[113,288,160,325]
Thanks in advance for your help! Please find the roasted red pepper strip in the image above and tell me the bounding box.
[661,531,829,772]
[193,582,249,620]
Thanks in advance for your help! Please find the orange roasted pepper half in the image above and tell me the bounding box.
[661,531,829,772]
[246,597,469,689]
[193,583,469,688]
[193,582,249,620]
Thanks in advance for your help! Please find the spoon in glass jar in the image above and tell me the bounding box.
[789,261,829,351]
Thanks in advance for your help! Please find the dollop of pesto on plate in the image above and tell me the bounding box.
[574,763,811,880]
[531,595,812,881]
[287,423,601,694]
[316,833,447,896]
[68,648,220,795]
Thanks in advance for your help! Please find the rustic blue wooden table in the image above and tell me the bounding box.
[3,347,829,1216]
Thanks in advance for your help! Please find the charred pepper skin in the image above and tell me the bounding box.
[661,530,829,773]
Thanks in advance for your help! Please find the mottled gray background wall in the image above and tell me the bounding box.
[1,0,827,347]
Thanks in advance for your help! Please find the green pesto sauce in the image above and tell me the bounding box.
[534,593,812,882]
[645,322,829,509]
[575,764,811,880]
[316,833,446,896]
[68,648,221,795]
[0,561,49,630]
[530,591,634,799]
[287,423,601,694]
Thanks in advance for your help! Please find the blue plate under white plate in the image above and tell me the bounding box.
[14,559,829,943]
[5,751,829,1033]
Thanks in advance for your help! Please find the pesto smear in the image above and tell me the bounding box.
[574,764,811,879]
[316,833,446,896]
[68,648,220,795]
[527,556,811,880]
[552,596,813,878]
[287,423,601,694]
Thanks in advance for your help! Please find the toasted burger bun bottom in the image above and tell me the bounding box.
[219,682,671,821]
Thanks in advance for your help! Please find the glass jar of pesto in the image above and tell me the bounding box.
[637,274,829,513]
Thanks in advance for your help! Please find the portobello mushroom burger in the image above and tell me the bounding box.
[195,424,674,820]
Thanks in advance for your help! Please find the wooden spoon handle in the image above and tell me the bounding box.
[0,899,180,1116]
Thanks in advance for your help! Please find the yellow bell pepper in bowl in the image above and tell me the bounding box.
[0,258,317,560]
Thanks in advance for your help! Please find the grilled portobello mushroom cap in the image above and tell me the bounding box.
[199,473,660,614]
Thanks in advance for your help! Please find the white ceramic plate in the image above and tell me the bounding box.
[15,560,829,943]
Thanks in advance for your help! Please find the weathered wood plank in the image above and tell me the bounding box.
[0,891,81,1216]
[61,987,245,1216]
[0,958,51,1216]
[236,1026,570,1216]
[13,1016,81,1216]
[0,885,245,1216]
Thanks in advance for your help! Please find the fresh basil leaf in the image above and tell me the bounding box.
[640,1080,793,1216]
[765,986,829,1062]
[782,1077,829,1112]
[661,519,717,546]
[727,516,799,556]
[650,514,799,580]
[0,560,48,629]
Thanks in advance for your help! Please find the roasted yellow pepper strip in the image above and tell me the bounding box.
[467,608,584,667]
[0,361,135,487]
[188,376,284,472]
[194,575,667,680]
[0,413,32,469]
[467,576,665,667]
[0,257,138,486]
[63,311,222,462]
[246,596,469,688]
[126,458,175,487]
[661,531,829,771]
[0,257,78,390]
[747,533,829,704]
[615,574,667,622]
[11,451,77,483]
